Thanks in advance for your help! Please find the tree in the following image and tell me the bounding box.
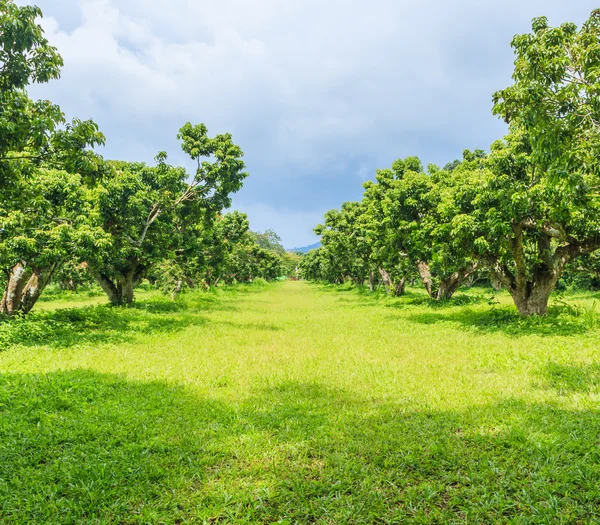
[280,251,303,279]
[54,261,94,292]
[314,202,372,286]
[0,1,109,316]
[299,247,328,281]
[191,210,253,287]
[253,229,286,255]
[228,243,282,282]
[472,130,600,315]
[475,11,600,315]
[0,0,64,184]
[363,156,479,301]
[0,168,105,315]
[362,168,414,296]
[86,123,247,305]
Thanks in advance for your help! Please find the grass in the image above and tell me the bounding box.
[1,281,600,523]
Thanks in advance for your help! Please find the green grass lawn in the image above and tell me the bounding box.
[2,281,600,523]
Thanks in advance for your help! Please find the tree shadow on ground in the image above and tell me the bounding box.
[0,292,237,350]
[216,320,283,332]
[542,362,600,393]
[325,286,495,312]
[406,304,595,337]
[2,370,600,523]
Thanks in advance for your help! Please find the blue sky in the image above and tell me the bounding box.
[24,0,600,248]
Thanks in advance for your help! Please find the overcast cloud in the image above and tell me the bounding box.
[21,0,600,247]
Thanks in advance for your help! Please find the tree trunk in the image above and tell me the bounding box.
[20,264,58,315]
[393,276,406,297]
[417,261,478,301]
[1,263,29,316]
[437,278,461,301]
[378,268,393,295]
[417,261,435,298]
[89,268,123,305]
[437,264,478,301]
[171,280,183,300]
[491,276,502,291]
[509,281,555,316]
[486,225,566,316]
[369,271,375,293]
[88,264,140,306]
[502,267,559,316]
[463,274,478,289]
[59,279,78,291]
[1,262,58,316]
[121,273,135,305]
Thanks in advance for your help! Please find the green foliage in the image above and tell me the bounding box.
[280,251,302,278]
[308,11,600,315]
[493,10,600,181]
[253,229,286,255]
[0,0,64,181]
[86,123,248,306]
[314,201,372,285]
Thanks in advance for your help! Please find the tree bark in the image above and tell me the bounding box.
[509,275,555,316]
[171,280,183,300]
[491,275,502,291]
[417,261,434,298]
[20,264,58,315]
[436,264,478,301]
[463,274,478,289]
[1,263,29,316]
[89,268,123,305]
[87,263,144,306]
[1,262,58,316]
[369,271,375,293]
[378,267,393,295]
[417,260,477,301]
[393,276,406,297]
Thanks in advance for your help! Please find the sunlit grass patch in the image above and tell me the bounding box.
[1,281,600,523]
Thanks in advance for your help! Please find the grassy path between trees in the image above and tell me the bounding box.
[2,281,600,523]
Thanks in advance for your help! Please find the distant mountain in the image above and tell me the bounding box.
[288,241,321,254]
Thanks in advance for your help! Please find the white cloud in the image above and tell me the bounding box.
[21,0,600,244]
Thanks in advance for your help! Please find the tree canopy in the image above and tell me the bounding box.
[305,9,600,315]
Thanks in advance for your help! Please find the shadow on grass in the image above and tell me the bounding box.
[319,283,496,311]
[217,320,283,332]
[0,293,232,350]
[2,370,600,523]
[37,287,106,303]
[0,284,278,350]
[406,304,596,337]
[543,362,600,393]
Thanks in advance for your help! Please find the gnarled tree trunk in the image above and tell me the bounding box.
[436,264,478,301]
[378,267,393,295]
[509,275,556,316]
[417,261,434,297]
[87,263,145,306]
[1,262,59,316]
[486,224,600,316]
[417,260,478,301]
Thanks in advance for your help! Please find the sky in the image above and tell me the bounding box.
[21,0,600,248]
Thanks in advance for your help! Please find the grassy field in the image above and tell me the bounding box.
[1,281,600,523]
